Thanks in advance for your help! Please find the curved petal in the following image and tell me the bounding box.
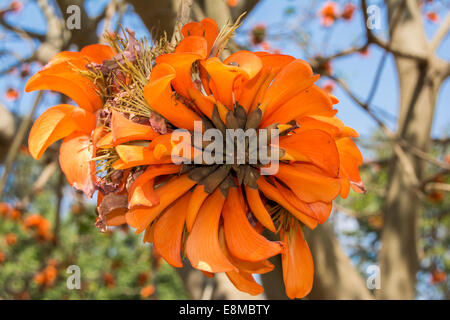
[155,53,203,98]
[128,164,181,208]
[279,129,340,177]
[202,57,249,108]
[224,51,262,79]
[281,224,314,299]
[237,68,273,112]
[153,192,190,268]
[28,104,95,160]
[244,186,276,232]
[261,59,316,116]
[225,269,264,296]
[186,184,209,232]
[336,137,363,183]
[115,145,173,169]
[25,65,102,112]
[144,63,201,130]
[261,85,336,127]
[219,227,274,275]
[185,189,235,273]
[59,132,95,197]
[309,116,359,138]
[276,181,335,224]
[96,132,114,149]
[181,18,218,54]
[308,201,332,224]
[257,177,318,229]
[339,175,351,198]
[105,209,127,226]
[126,174,195,233]
[80,44,115,64]
[256,53,296,74]
[222,188,282,262]
[175,36,208,57]
[275,163,341,203]
[111,110,158,145]
[295,116,341,137]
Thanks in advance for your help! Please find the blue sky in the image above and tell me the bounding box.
[1,0,448,155]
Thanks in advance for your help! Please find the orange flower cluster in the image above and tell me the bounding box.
[140,285,156,299]
[25,18,363,298]
[23,214,53,242]
[103,272,116,288]
[4,232,18,246]
[319,2,356,27]
[0,203,21,220]
[34,259,58,288]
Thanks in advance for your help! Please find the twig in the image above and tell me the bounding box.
[424,182,450,193]
[100,0,117,43]
[0,91,43,200]
[16,160,58,210]
[52,169,64,247]
[360,0,426,62]
[430,13,450,52]
[171,0,193,45]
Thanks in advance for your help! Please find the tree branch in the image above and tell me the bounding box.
[430,13,450,52]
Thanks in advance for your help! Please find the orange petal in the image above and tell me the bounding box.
[155,53,203,98]
[126,174,196,233]
[153,192,190,268]
[279,129,339,177]
[336,137,363,183]
[308,201,332,224]
[80,44,114,64]
[225,269,264,296]
[25,64,102,112]
[256,53,296,74]
[188,87,214,119]
[261,59,315,116]
[185,189,235,273]
[186,184,209,232]
[309,116,359,138]
[128,164,181,208]
[129,178,159,208]
[106,209,127,226]
[28,104,95,160]
[281,224,314,299]
[59,132,95,197]
[181,18,218,54]
[224,51,262,79]
[143,223,155,243]
[261,85,336,127]
[202,57,249,108]
[295,116,341,137]
[257,177,318,229]
[111,110,158,145]
[115,145,173,169]
[238,54,296,112]
[244,186,276,232]
[222,188,282,262]
[275,163,341,203]
[237,68,272,112]
[275,180,333,225]
[219,227,274,274]
[175,36,208,57]
[339,175,351,198]
[96,132,114,149]
[144,63,201,130]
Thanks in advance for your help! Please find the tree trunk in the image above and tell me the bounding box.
[260,223,374,300]
[378,0,446,299]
